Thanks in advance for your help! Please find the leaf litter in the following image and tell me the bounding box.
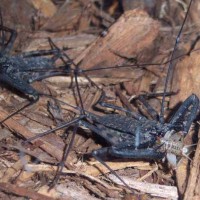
[0,0,200,199]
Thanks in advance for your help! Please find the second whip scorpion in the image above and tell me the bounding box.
[0,11,71,123]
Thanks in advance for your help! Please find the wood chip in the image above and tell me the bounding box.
[75,9,160,80]
[109,174,178,199]
[184,130,200,200]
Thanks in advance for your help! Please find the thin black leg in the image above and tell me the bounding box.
[24,116,84,143]
[130,91,177,120]
[50,124,78,188]
[47,37,70,64]
[27,69,71,83]
[187,35,200,56]
[0,97,38,124]
[0,25,17,54]
[94,91,145,120]
[137,95,159,120]
[92,150,135,193]
[21,49,60,58]
[0,10,6,49]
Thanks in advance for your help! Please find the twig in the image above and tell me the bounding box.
[0,182,55,200]
[137,162,158,181]
[109,174,178,199]
[1,155,31,182]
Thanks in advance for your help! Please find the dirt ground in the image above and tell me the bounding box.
[0,0,200,199]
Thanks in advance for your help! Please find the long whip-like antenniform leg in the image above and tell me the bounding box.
[92,151,135,193]
[159,0,194,123]
[24,116,84,143]
[49,124,78,188]
[0,24,17,54]
[0,97,38,124]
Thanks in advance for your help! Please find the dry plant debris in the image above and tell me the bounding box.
[0,0,200,199]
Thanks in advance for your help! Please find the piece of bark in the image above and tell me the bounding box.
[189,0,200,25]
[24,163,123,196]
[75,9,160,80]
[184,130,200,200]
[176,158,190,195]
[170,50,200,108]
[108,174,178,199]
[28,0,57,18]
[38,184,100,200]
[0,182,55,200]
[1,155,31,182]
[0,0,36,32]
[41,1,90,32]
[122,0,156,14]
[0,143,56,164]
[82,161,153,176]
[23,33,96,52]
[175,129,194,195]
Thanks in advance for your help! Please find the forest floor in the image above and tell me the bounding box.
[0,0,200,199]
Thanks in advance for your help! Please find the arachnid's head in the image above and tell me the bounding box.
[142,119,172,137]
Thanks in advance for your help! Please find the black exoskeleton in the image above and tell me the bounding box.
[87,94,199,160]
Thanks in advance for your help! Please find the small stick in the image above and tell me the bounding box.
[0,182,55,200]
[109,174,178,199]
